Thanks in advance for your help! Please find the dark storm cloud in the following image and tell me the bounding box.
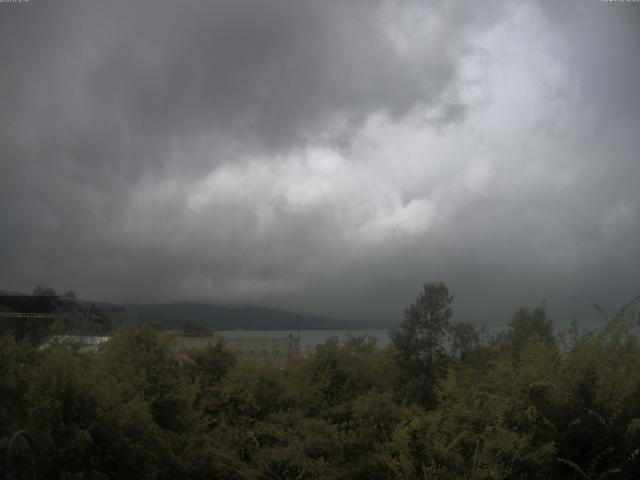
[1,0,638,326]
[2,0,487,166]
[1,0,494,300]
[535,0,640,126]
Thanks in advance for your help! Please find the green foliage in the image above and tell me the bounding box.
[503,303,554,353]
[179,320,212,337]
[0,336,36,434]
[222,362,289,421]
[449,321,493,368]
[32,284,57,296]
[2,287,640,479]
[390,281,454,407]
[0,315,54,345]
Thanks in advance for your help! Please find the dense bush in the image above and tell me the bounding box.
[1,289,640,479]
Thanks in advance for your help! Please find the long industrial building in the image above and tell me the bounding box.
[174,331,300,369]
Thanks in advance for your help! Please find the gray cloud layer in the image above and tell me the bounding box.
[1,0,638,326]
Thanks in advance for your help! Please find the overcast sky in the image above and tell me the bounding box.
[1,0,639,326]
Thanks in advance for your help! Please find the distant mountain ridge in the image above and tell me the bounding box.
[0,289,30,296]
[1,289,388,330]
[125,302,385,331]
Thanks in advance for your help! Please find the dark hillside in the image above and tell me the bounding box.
[125,302,389,330]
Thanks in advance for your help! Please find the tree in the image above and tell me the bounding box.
[504,303,554,354]
[32,284,56,296]
[449,321,491,367]
[390,281,453,408]
[180,320,212,337]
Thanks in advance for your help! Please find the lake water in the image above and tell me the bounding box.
[216,329,391,352]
